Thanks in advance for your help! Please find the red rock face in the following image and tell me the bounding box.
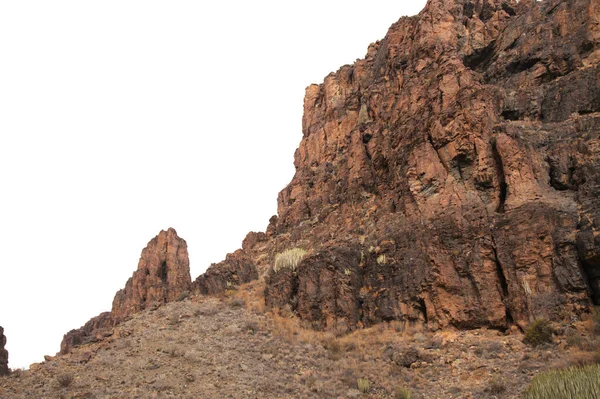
[112,228,191,323]
[265,0,600,331]
[59,312,113,355]
[194,250,258,295]
[60,228,191,354]
[0,326,8,375]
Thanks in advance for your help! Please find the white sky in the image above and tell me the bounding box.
[0,0,427,369]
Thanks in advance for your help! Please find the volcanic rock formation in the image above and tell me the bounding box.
[259,0,600,332]
[60,228,191,353]
[0,327,8,376]
[112,227,191,323]
[194,250,258,295]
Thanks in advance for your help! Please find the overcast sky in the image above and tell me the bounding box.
[0,0,427,369]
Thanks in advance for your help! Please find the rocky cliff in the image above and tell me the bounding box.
[0,327,8,376]
[60,228,191,353]
[111,227,191,323]
[57,0,600,353]
[257,0,600,333]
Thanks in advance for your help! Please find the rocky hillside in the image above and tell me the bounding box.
[2,291,598,399]
[2,0,600,395]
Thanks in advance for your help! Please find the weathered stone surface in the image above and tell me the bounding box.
[112,228,191,323]
[265,0,600,331]
[194,250,258,295]
[60,228,191,354]
[0,326,8,375]
[60,312,113,355]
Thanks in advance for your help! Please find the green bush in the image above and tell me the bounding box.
[273,248,307,272]
[524,318,553,347]
[523,364,600,398]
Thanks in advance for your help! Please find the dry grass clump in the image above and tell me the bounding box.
[523,364,600,398]
[357,378,370,393]
[394,386,412,399]
[486,377,506,395]
[273,248,307,272]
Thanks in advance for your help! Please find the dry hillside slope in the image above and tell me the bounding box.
[2,291,598,399]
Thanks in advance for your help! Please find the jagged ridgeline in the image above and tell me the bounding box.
[63,0,600,352]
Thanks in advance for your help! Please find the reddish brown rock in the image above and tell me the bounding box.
[60,228,191,354]
[60,312,113,355]
[194,250,258,295]
[265,0,600,331]
[112,228,191,323]
[0,326,8,375]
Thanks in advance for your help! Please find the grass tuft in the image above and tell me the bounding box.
[357,378,370,393]
[523,364,600,399]
[273,248,307,272]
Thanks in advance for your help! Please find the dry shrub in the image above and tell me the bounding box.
[394,386,412,399]
[323,337,344,360]
[162,344,184,358]
[486,377,506,394]
[195,303,221,317]
[243,320,260,334]
[568,349,600,367]
[57,373,74,388]
[524,319,553,347]
[228,298,245,308]
[233,280,266,314]
[383,345,420,368]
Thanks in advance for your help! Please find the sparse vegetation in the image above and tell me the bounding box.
[0,291,591,399]
[394,386,412,399]
[522,365,600,399]
[357,378,370,393]
[177,290,190,301]
[524,318,554,347]
[487,377,506,395]
[56,373,74,388]
[273,248,307,272]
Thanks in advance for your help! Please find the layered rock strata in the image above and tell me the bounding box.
[261,0,600,332]
[0,327,8,375]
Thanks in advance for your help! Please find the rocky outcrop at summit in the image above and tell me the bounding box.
[265,0,600,332]
[60,228,191,354]
[0,327,8,375]
[112,228,192,323]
